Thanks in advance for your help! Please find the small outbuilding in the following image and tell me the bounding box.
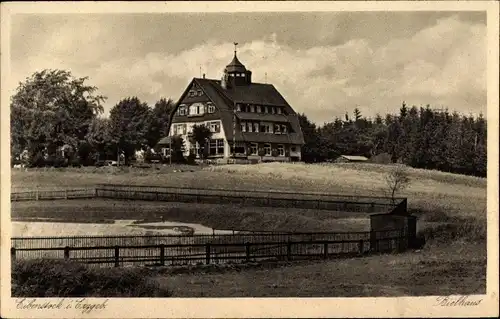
[334,155,369,163]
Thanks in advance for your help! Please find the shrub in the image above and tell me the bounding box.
[186,152,197,164]
[370,153,392,164]
[12,259,172,297]
[418,216,486,244]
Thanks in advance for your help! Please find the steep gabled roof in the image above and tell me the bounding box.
[165,77,305,145]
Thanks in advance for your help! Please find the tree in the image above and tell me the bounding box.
[170,135,186,163]
[10,69,105,165]
[109,97,151,165]
[189,124,212,160]
[297,113,322,162]
[86,117,113,163]
[147,98,175,148]
[385,164,411,204]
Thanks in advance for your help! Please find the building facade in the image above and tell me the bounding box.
[163,51,305,163]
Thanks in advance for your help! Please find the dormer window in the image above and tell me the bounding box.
[236,104,242,112]
[274,124,281,134]
[256,105,261,113]
[277,107,282,115]
[208,104,216,113]
[178,105,187,116]
[250,105,255,113]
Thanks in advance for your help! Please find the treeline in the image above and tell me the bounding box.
[10,69,487,177]
[299,103,487,177]
[10,70,175,167]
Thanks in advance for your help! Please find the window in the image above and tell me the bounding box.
[272,107,276,114]
[250,143,258,155]
[209,121,221,133]
[197,90,203,96]
[208,139,225,156]
[274,124,281,134]
[241,122,246,132]
[264,143,272,156]
[188,90,196,97]
[208,104,216,113]
[256,105,261,113]
[291,146,297,152]
[277,145,285,156]
[173,124,187,135]
[250,105,255,113]
[178,105,187,116]
[247,122,253,132]
[217,139,224,155]
[260,123,272,133]
[209,139,217,155]
[264,106,269,113]
[253,123,259,132]
[189,104,197,115]
[236,104,242,112]
[277,107,282,114]
[281,125,287,134]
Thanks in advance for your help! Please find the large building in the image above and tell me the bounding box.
[162,49,305,163]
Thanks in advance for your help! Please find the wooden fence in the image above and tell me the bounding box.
[94,184,403,214]
[11,229,406,267]
[10,184,407,215]
[11,188,95,201]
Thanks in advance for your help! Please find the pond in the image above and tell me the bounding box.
[11,219,234,237]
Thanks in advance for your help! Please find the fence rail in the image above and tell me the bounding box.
[12,229,394,249]
[11,188,95,201]
[11,232,407,267]
[10,184,407,215]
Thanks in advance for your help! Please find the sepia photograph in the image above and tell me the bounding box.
[1,1,498,318]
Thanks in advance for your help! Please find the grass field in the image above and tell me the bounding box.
[9,162,487,296]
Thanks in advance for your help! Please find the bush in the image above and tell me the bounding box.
[186,152,197,164]
[370,153,392,164]
[12,259,172,297]
[418,216,486,244]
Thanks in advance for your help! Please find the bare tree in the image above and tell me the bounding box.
[385,164,410,204]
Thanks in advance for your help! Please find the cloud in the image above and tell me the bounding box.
[10,14,486,124]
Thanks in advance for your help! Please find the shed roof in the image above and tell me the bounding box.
[340,155,369,161]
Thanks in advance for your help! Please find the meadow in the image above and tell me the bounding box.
[10,162,487,296]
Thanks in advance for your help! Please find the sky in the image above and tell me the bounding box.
[10,11,487,124]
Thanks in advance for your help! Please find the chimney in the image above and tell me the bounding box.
[203,73,206,79]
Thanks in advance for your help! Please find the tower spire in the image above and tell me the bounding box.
[234,42,238,56]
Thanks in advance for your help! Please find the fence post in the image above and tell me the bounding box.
[205,244,211,265]
[114,246,120,267]
[370,231,377,253]
[323,242,328,259]
[286,241,292,261]
[64,246,70,260]
[160,244,165,266]
[358,240,364,255]
[11,247,16,261]
[245,242,251,262]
